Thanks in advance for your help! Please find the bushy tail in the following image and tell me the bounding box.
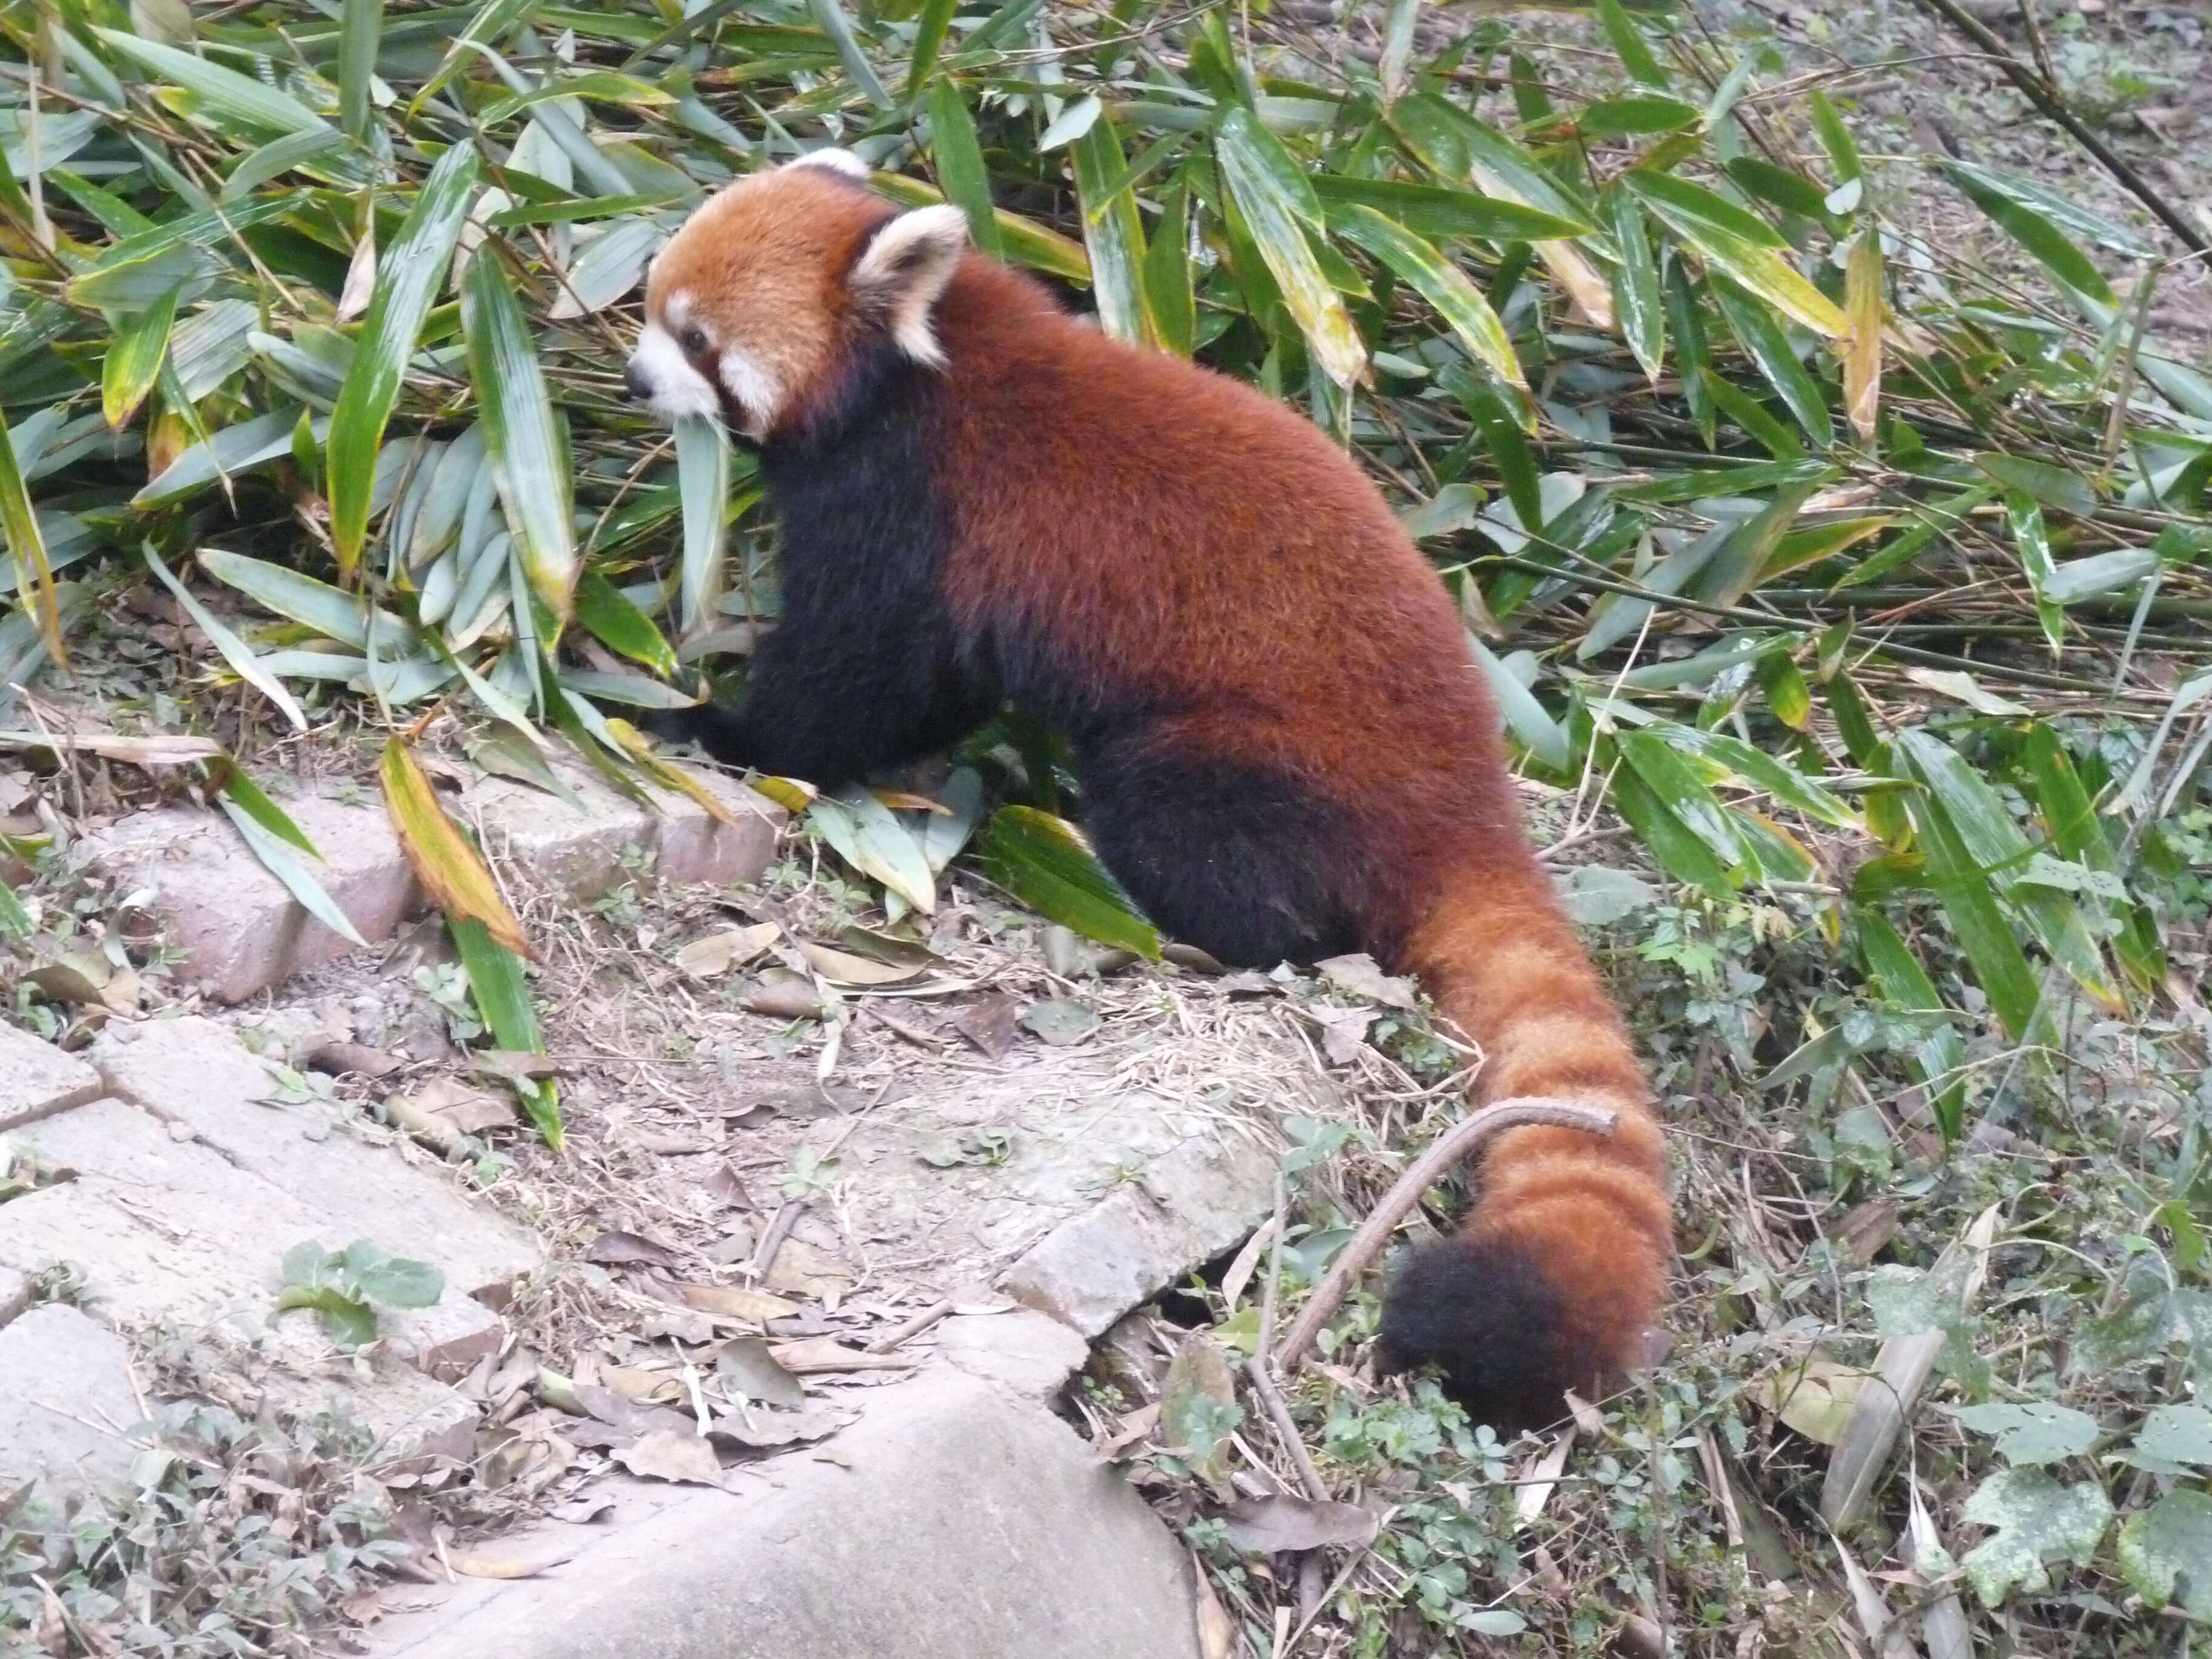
[1377,854,1674,1428]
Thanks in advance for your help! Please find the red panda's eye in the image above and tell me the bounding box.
[679,326,709,355]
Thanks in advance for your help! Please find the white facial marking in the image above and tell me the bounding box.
[783,147,869,181]
[716,344,783,441]
[632,321,719,423]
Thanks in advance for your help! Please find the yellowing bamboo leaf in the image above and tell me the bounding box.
[380,734,531,957]
[1845,229,1883,443]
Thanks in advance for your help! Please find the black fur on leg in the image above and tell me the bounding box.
[1375,1232,1590,1432]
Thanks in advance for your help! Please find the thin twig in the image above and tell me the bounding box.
[863,1295,954,1354]
[1273,1098,1619,1373]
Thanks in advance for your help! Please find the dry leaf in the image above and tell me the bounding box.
[796,940,922,986]
[950,993,1019,1059]
[614,1430,723,1486]
[673,923,781,980]
[600,1364,680,1406]
[708,1404,846,1450]
[1219,1493,1379,1553]
[1316,953,1419,1009]
[745,973,825,1021]
[584,1229,679,1269]
[1099,1402,1161,1458]
[675,1282,802,1323]
[715,1336,806,1407]
[762,1239,854,1299]
[768,1337,915,1375]
[1755,1356,1873,1448]
[1192,1560,1236,1659]
[380,736,531,957]
[1219,1218,1276,1313]
[447,1538,578,1580]
[1018,998,1098,1047]
[1307,1004,1376,1066]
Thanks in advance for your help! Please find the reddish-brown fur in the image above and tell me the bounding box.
[638,164,1674,1423]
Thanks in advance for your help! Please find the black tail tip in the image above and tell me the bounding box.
[1375,1231,1604,1432]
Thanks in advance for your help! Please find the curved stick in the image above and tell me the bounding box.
[1272,1096,1619,1374]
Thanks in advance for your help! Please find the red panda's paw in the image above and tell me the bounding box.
[1375,1218,1665,1431]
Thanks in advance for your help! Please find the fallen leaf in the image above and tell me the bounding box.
[702,1164,757,1211]
[614,1430,724,1486]
[584,1230,680,1269]
[600,1364,681,1406]
[1219,1219,1276,1312]
[708,1404,848,1450]
[715,1336,806,1408]
[306,1041,406,1079]
[1307,1004,1376,1066]
[1192,1559,1236,1659]
[572,1385,693,1438]
[1834,1196,1901,1266]
[386,1078,517,1150]
[950,993,1019,1059]
[796,940,923,986]
[1161,1334,1241,1497]
[1752,1355,1871,1447]
[1099,1402,1161,1458]
[550,1494,615,1524]
[745,973,825,1021]
[447,1538,580,1580]
[26,951,111,1008]
[1316,953,1420,1010]
[673,923,781,980]
[763,1239,855,1299]
[675,1282,802,1323]
[1219,1493,1379,1553]
[768,1337,916,1375]
[1019,998,1099,1047]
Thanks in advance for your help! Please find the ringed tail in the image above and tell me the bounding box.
[1378,853,1674,1428]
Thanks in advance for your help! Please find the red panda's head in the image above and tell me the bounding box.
[625,150,971,441]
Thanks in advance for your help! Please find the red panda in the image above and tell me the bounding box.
[625,149,1674,1427]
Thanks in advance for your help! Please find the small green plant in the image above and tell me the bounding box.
[274,1240,444,1349]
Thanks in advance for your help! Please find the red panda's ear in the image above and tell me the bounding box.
[848,203,969,367]
[782,148,869,182]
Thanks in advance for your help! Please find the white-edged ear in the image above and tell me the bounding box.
[783,147,870,182]
[849,203,970,367]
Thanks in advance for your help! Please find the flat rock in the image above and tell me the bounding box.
[81,765,783,1003]
[0,1020,103,1131]
[90,1017,540,1310]
[364,1372,1202,1659]
[999,1128,1277,1337]
[0,1304,145,1497]
[934,1307,1091,1400]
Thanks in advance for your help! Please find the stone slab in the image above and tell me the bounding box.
[0,1019,104,1131]
[90,1017,540,1312]
[81,764,783,1004]
[0,1099,504,1381]
[0,1304,144,1497]
[998,1127,1276,1338]
[365,1373,1202,1659]
[934,1308,1091,1401]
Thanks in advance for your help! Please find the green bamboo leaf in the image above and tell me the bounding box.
[96,29,331,136]
[1142,179,1195,358]
[1942,158,2154,260]
[1311,176,1585,243]
[463,245,577,623]
[1618,729,1751,875]
[222,129,349,201]
[1897,760,2045,1043]
[1626,171,1848,338]
[575,570,678,678]
[972,805,1160,958]
[1942,162,2113,304]
[1579,95,1700,136]
[871,172,1090,281]
[142,543,307,732]
[925,79,1004,259]
[1469,641,1569,769]
[1976,452,2097,517]
[0,877,30,940]
[199,548,413,651]
[808,0,893,110]
[338,0,384,142]
[1596,0,1671,87]
[451,914,561,1148]
[1652,720,1856,826]
[1712,276,1832,445]
[809,789,937,914]
[1661,254,1717,444]
[1442,365,1542,529]
[1610,757,1738,894]
[1387,93,1594,231]
[1724,158,1833,223]
[1856,909,1967,1139]
[2006,491,2066,651]
[0,404,63,666]
[102,284,181,430]
[905,0,957,94]
[674,413,730,640]
[218,797,370,949]
[329,143,481,579]
[2023,724,2162,990]
[1604,188,1664,383]
[1333,204,1521,388]
[1808,89,1862,185]
[1217,109,1364,389]
[1070,110,1154,347]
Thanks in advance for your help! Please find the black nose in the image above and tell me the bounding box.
[623,358,652,400]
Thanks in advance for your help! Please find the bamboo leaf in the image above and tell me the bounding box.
[1856,909,1967,1139]
[809,789,937,914]
[674,413,729,640]
[1142,178,1196,358]
[808,0,893,110]
[218,796,369,948]
[1844,227,1883,443]
[380,734,532,957]
[1627,171,1848,338]
[1604,187,1664,384]
[463,244,577,623]
[451,914,561,1148]
[1217,109,1364,389]
[97,29,331,136]
[1712,276,1832,446]
[905,0,957,94]
[0,405,63,665]
[1333,204,1521,388]
[925,79,1004,258]
[328,142,481,579]
[338,0,384,142]
[1070,109,1155,347]
[973,805,1161,957]
[2006,491,2066,652]
[199,548,413,650]
[102,284,181,430]
[142,543,307,732]
[1595,0,1671,87]
[575,569,677,678]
